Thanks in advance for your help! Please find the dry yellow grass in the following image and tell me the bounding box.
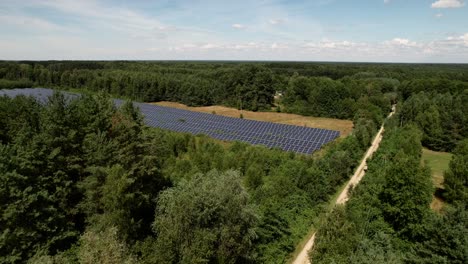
[152,101,353,137]
[430,195,445,213]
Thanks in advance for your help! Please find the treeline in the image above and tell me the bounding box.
[265,62,468,81]
[1,60,467,150]
[0,92,378,263]
[310,121,468,263]
[398,90,468,152]
[0,62,278,111]
[2,61,468,147]
[0,79,33,89]
[1,61,467,121]
[281,73,396,120]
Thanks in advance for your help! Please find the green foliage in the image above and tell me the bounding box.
[77,227,137,264]
[0,78,33,89]
[443,139,468,203]
[1,61,467,263]
[282,73,392,121]
[153,170,258,264]
[311,125,435,263]
[353,118,378,148]
[0,94,85,262]
[0,92,168,263]
[0,62,279,111]
[27,247,78,264]
[399,78,468,100]
[311,206,403,264]
[407,203,468,264]
[399,91,467,151]
[145,126,366,262]
[379,154,433,240]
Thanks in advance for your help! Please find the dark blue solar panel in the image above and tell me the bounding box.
[0,88,341,154]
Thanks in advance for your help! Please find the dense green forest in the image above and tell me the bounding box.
[1,61,467,263]
[0,91,376,263]
[310,121,468,263]
[1,61,467,150]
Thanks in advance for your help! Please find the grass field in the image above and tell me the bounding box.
[152,101,354,137]
[421,148,452,188]
[421,148,453,213]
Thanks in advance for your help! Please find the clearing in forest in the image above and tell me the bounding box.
[421,148,452,212]
[152,101,353,137]
[421,148,452,188]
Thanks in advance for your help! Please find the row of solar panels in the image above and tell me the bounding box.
[0,88,340,154]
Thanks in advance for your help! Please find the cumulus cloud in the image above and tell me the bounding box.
[200,43,219,49]
[303,39,362,51]
[445,33,468,45]
[460,33,468,45]
[431,0,465,8]
[268,18,286,25]
[232,23,246,29]
[447,33,468,47]
[386,38,420,47]
[1,0,467,62]
[271,43,288,49]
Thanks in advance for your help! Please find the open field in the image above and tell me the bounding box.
[152,102,354,137]
[421,148,452,188]
[421,148,452,213]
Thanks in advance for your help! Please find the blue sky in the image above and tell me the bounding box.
[0,0,467,62]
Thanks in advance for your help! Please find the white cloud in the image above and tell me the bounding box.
[200,43,219,49]
[386,38,420,47]
[5,0,212,43]
[423,48,434,54]
[460,33,468,45]
[268,18,286,25]
[384,0,391,4]
[445,33,468,45]
[303,39,361,50]
[229,42,262,50]
[435,13,444,18]
[146,36,468,63]
[271,42,288,49]
[431,0,465,8]
[0,0,467,62]
[0,14,64,32]
[232,23,246,29]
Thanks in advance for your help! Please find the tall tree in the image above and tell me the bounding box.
[444,139,468,204]
[153,170,258,264]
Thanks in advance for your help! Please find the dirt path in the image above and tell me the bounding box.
[291,105,395,264]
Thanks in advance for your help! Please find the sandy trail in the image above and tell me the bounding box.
[291,106,395,264]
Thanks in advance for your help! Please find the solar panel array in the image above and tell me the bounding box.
[0,88,340,154]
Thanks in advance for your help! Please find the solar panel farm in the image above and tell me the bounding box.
[0,88,339,154]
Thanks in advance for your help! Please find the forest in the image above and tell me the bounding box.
[310,120,468,263]
[0,61,467,263]
[1,61,467,150]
